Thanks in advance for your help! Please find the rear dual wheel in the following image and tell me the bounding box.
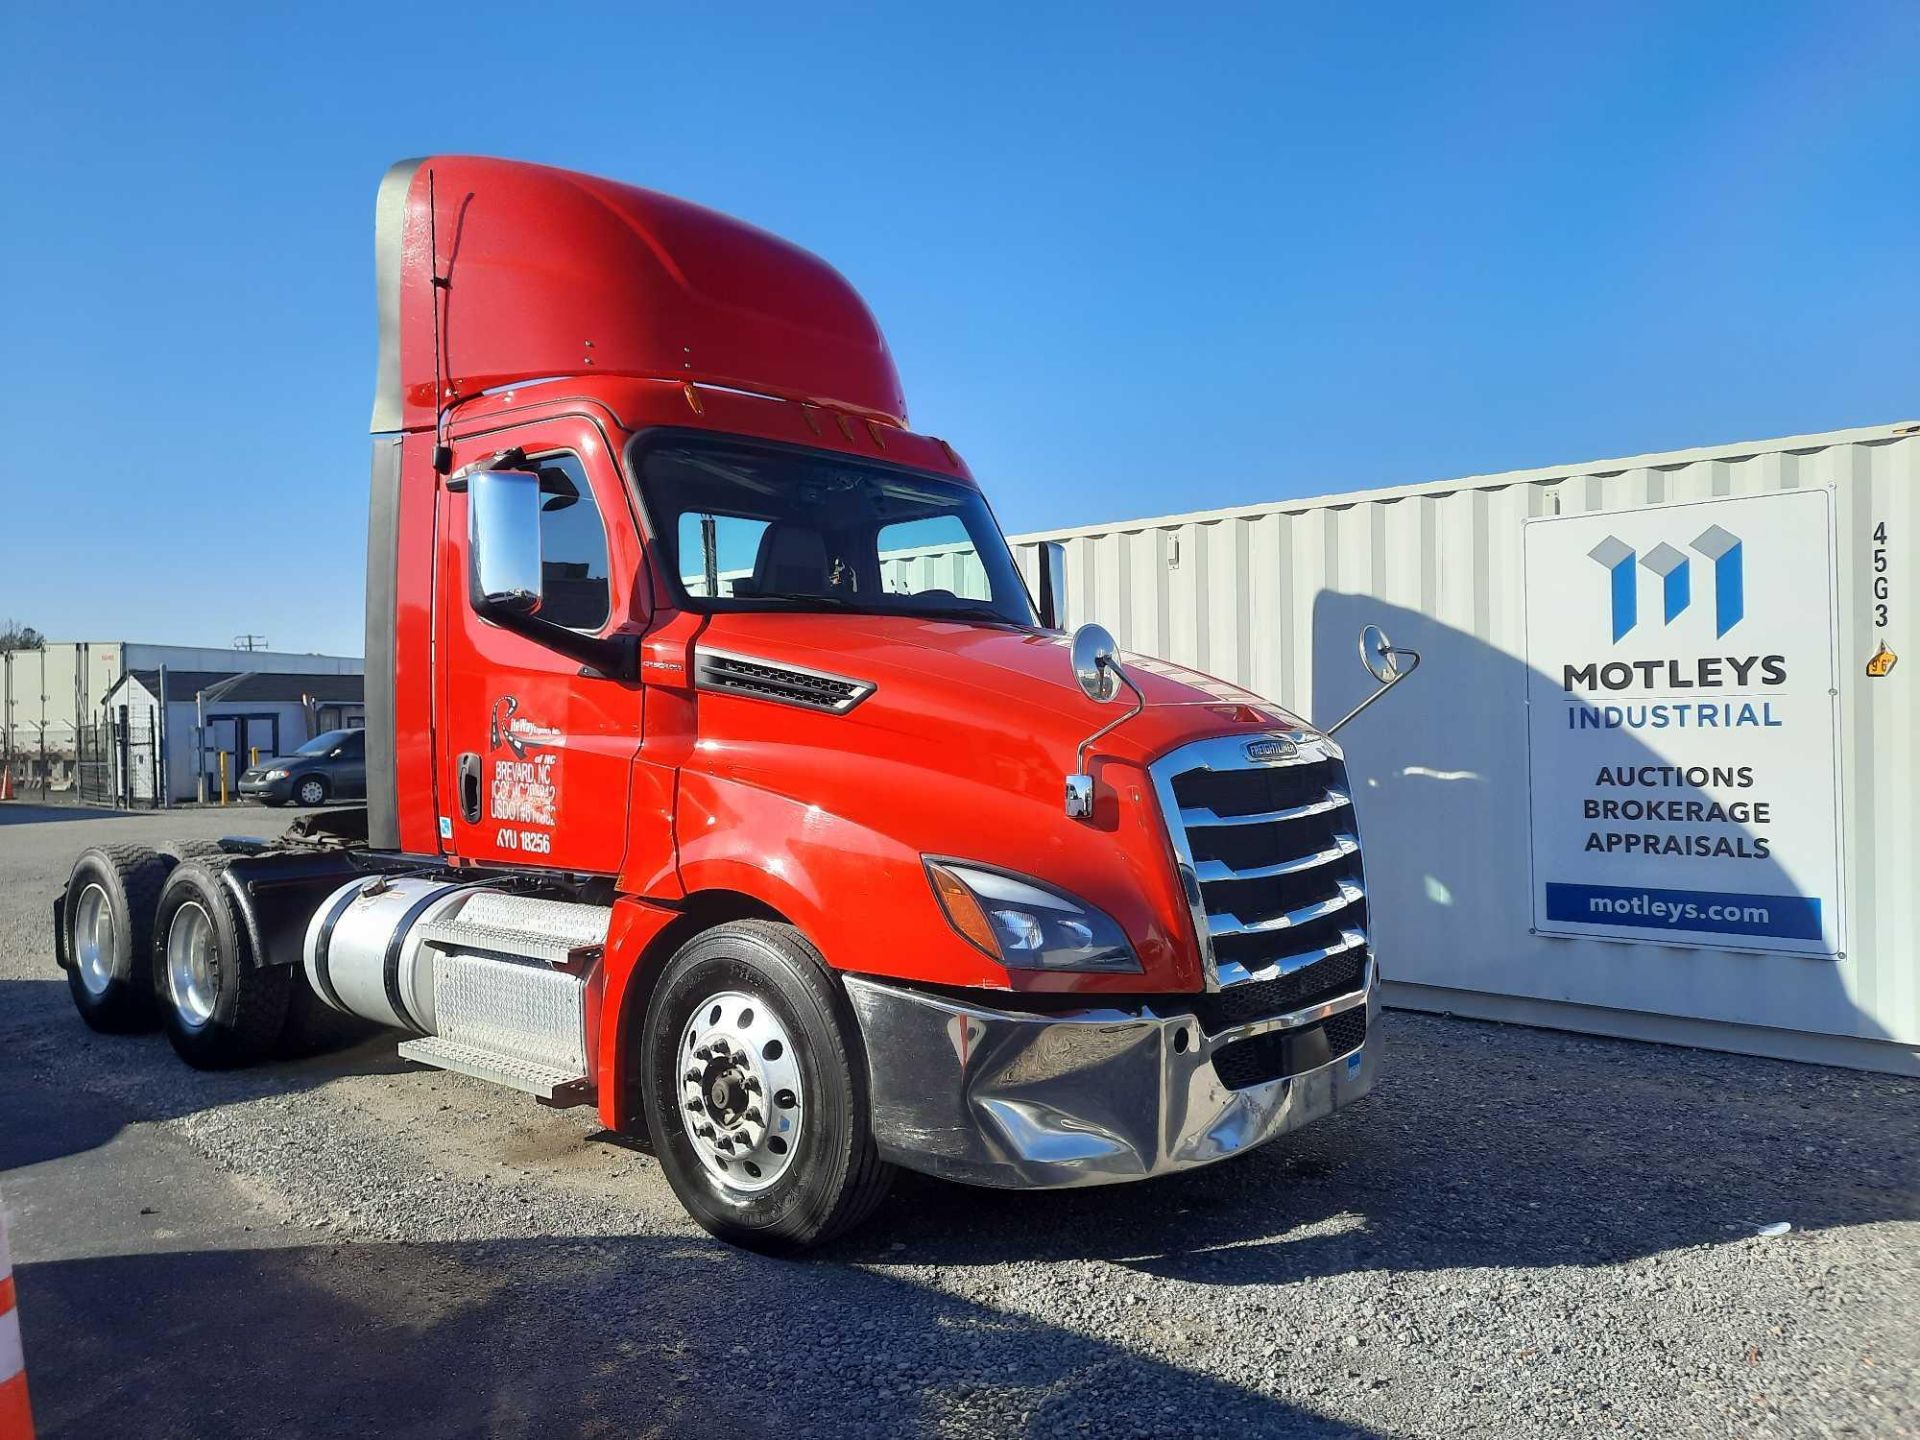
[149,857,292,1068]
[63,845,173,1032]
[641,921,894,1253]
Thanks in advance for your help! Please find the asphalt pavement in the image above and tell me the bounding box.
[1,801,1914,1438]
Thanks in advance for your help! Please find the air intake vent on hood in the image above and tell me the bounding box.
[694,649,875,714]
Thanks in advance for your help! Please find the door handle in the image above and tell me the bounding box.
[457,752,483,825]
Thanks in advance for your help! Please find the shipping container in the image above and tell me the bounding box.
[1013,422,1918,1074]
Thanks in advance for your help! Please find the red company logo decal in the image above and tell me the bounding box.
[488,696,560,830]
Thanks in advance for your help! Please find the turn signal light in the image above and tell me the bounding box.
[928,864,1000,956]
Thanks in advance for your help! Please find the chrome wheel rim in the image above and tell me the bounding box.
[73,882,115,997]
[678,990,804,1194]
[165,901,218,1027]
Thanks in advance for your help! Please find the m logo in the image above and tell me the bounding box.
[1588,525,1743,642]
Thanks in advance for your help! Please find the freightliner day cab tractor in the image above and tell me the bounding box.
[53,157,1419,1252]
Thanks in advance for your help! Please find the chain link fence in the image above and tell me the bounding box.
[4,707,165,809]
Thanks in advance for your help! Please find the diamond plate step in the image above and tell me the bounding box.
[397,1036,593,1106]
[415,917,604,968]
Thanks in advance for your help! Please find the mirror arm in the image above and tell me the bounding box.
[1324,646,1421,737]
[1076,662,1147,774]
[471,598,640,683]
[1066,660,1146,819]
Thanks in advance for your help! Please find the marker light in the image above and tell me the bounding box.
[924,860,1140,973]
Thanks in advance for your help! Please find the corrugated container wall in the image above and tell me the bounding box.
[1012,423,1917,1074]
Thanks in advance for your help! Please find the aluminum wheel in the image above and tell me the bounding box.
[165,900,219,1028]
[678,990,805,1194]
[72,882,116,997]
[296,777,327,807]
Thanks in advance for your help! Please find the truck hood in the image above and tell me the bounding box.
[676,611,1317,995]
[691,612,1311,766]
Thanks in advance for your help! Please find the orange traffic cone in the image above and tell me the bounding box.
[0,767,14,802]
[0,1196,32,1440]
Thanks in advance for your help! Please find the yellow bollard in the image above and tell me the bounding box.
[250,746,259,769]
[219,752,229,807]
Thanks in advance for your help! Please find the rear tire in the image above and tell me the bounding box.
[159,839,229,862]
[641,921,894,1253]
[62,845,172,1033]
[151,857,292,1069]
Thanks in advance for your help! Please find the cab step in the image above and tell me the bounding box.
[397,1036,593,1107]
[397,892,609,1105]
[415,892,611,970]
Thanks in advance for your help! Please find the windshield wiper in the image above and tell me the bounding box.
[893,601,1025,626]
[742,592,861,608]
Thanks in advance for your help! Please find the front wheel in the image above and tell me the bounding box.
[293,775,328,807]
[640,921,894,1253]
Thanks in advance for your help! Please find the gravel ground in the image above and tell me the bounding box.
[1,802,1915,1439]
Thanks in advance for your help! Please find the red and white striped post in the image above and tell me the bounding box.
[0,1196,33,1440]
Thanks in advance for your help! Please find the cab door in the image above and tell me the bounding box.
[433,414,646,874]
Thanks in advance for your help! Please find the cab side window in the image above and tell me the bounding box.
[531,453,611,630]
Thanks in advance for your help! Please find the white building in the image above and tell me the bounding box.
[2,642,362,798]
[100,668,364,804]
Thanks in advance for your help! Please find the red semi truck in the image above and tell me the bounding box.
[53,156,1414,1251]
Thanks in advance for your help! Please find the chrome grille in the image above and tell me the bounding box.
[1150,733,1368,989]
[694,648,875,714]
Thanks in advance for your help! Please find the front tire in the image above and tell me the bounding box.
[641,921,894,1253]
[63,845,172,1032]
[293,775,328,807]
[151,857,292,1068]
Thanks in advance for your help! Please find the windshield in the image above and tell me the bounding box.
[632,433,1036,626]
[294,729,356,756]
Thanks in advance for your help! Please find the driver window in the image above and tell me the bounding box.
[531,453,611,631]
[877,515,992,601]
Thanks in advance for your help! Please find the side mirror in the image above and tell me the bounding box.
[1036,542,1068,630]
[1323,624,1422,737]
[455,460,638,681]
[1070,622,1122,703]
[1360,623,1403,682]
[467,469,545,620]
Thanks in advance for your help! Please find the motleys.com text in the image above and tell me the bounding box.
[1586,891,1774,926]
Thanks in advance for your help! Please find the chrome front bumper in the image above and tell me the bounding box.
[844,967,1377,1189]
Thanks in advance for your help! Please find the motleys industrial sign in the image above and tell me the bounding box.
[1522,490,1843,956]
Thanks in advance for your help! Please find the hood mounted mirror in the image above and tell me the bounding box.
[1324,624,1422,736]
[1065,623,1146,819]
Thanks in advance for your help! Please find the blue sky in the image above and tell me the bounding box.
[3,3,1914,657]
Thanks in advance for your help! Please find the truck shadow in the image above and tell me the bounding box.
[1306,591,1892,1060]
[14,1232,1402,1440]
[834,591,1914,1281]
[0,977,408,1173]
[0,803,137,826]
[833,1009,1918,1286]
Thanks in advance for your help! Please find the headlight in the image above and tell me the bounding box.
[925,860,1140,973]
[265,769,290,780]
